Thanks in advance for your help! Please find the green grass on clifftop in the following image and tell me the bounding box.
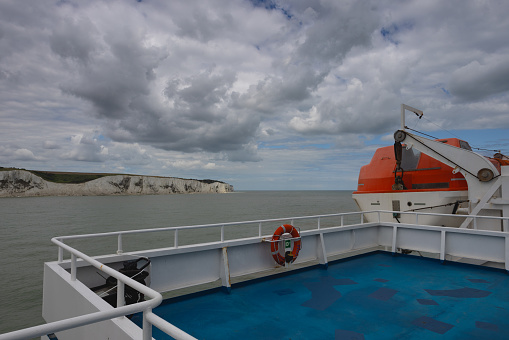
[30,171,109,184]
[1,167,226,185]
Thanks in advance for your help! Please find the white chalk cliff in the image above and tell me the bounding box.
[0,170,234,197]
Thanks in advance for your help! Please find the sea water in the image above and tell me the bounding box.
[0,190,357,336]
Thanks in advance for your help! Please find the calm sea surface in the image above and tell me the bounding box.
[0,190,357,335]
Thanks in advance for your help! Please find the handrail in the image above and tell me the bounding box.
[0,237,195,340]
[54,212,357,241]
[54,212,365,255]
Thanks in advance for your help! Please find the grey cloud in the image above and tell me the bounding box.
[449,59,509,101]
[293,1,379,65]
[222,143,262,162]
[173,8,234,43]
[234,67,326,113]
[50,17,98,64]
[43,141,61,150]
[62,40,167,118]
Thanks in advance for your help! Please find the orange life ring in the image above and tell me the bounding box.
[271,224,301,265]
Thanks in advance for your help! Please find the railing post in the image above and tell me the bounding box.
[341,215,344,227]
[117,234,123,254]
[440,230,446,263]
[174,229,179,248]
[221,225,225,242]
[416,213,419,224]
[377,211,381,223]
[71,254,77,281]
[391,226,398,254]
[361,214,364,224]
[117,281,125,311]
[58,247,63,263]
[318,217,321,229]
[143,308,152,340]
[258,222,262,237]
[474,216,477,230]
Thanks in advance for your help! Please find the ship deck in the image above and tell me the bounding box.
[131,251,509,340]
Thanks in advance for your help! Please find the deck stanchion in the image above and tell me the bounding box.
[174,229,179,248]
[416,213,419,224]
[474,217,477,230]
[440,230,446,263]
[117,234,123,254]
[71,254,77,281]
[391,226,398,254]
[142,308,152,340]
[341,215,344,227]
[505,236,509,272]
[318,217,321,229]
[221,225,225,242]
[58,247,63,263]
[117,281,125,310]
[258,222,262,237]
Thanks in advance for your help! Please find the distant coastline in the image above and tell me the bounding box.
[0,168,233,197]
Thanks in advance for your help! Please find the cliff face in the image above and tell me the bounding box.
[0,170,234,197]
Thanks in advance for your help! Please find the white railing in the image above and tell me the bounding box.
[54,212,364,256]
[373,210,509,232]
[1,210,508,340]
[0,235,196,340]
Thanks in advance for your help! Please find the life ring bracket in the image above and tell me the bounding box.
[269,224,302,266]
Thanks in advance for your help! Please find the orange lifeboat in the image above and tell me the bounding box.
[352,138,474,226]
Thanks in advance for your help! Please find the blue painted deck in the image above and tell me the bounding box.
[132,251,509,339]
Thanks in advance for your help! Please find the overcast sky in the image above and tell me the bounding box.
[1,0,509,190]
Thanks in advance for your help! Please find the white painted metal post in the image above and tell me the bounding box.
[391,226,398,253]
[58,247,63,263]
[117,234,123,254]
[440,230,446,262]
[416,213,419,224]
[221,225,224,242]
[341,215,344,226]
[318,233,328,267]
[71,254,77,281]
[474,217,477,230]
[143,308,152,340]
[117,281,125,311]
[377,211,381,223]
[258,222,262,237]
[505,236,509,272]
[174,229,179,248]
[220,247,231,291]
[318,217,321,229]
[361,214,364,224]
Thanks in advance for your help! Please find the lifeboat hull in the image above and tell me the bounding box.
[353,138,471,228]
[353,190,468,227]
